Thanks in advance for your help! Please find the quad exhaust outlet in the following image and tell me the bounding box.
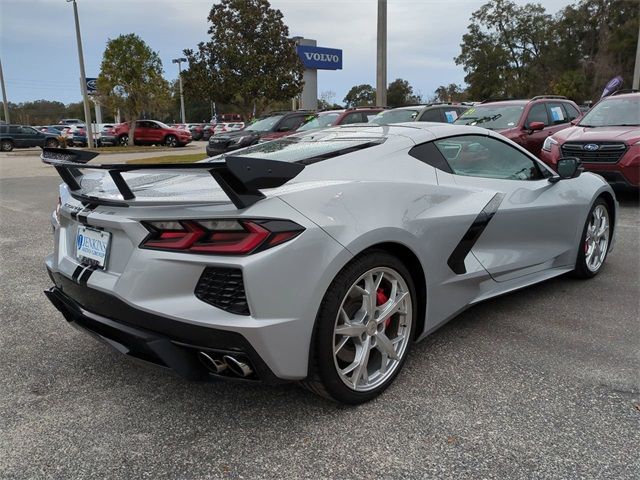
[197,351,254,378]
[197,351,227,374]
[222,355,253,378]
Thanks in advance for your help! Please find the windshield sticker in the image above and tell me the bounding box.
[550,106,565,122]
[444,111,458,123]
[507,122,515,126]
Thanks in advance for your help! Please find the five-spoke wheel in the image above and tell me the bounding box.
[303,251,416,404]
[574,198,612,278]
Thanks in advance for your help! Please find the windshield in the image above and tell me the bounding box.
[154,121,171,129]
[213,133,384,164]
[578,97,640,127]
[370,109,420,125]
[245,115,284,132]
[455,105,525,130]
[297,113,341,132]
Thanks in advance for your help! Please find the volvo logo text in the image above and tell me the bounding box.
[303,52,340,63]
[583,144,600,151]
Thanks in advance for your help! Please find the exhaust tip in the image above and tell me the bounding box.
[223,355,253,377]
[197,351,227,374]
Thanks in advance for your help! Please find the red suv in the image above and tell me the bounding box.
[455,96,582,157]
[295,107,385,134]
[101,120,192,147]
[540,91,639,189]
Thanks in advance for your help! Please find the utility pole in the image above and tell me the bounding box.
[633,4,640,90]
[68,0,94,147]
[0,58,9,124]
[172,58,187,123]
[376,0,387,107]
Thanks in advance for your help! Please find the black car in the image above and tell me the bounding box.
[0,124,60,152]
[205,111,312,156]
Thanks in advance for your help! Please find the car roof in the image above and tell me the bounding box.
[333,121,491,142]
[605,92,639,100]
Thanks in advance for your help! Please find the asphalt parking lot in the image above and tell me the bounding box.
[1,152,638,479]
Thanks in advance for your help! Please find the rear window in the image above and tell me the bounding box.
[216,133,385,165]
[370,109,420,125]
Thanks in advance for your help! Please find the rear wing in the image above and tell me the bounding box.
[40,147,305,209]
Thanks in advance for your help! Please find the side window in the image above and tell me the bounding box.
[526,103,549,127]
[342,112,365,124]
[9,126,21,134]
[417,108,441,122]
[433,135,545,181]
[547,102,568,125]
[278,115,305,131]
[561,103,580,122]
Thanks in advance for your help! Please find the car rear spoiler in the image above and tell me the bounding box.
[40,147,305,209]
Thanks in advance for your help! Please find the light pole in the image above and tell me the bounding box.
[172,57,187,123]
[633,4,640,90]
[376,0,387,107]
[67,0,94,147]
[0,58,9,124]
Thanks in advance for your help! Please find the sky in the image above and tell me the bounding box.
[0,0,576,106]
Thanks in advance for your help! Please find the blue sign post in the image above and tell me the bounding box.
[296,45,343,70]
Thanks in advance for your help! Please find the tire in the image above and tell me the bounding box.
[45,138,59,148]
[302,250,416,404]
[573,198,611,278]
[118,135,129,147]
[1,140,14,152]
[165,135,178,147]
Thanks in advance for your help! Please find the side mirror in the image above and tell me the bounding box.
[549,157,582,183]
[570,119,579,126]
[528,121,545,132]
[277,126,291,132]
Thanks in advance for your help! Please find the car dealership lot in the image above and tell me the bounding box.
[0,153,638,479]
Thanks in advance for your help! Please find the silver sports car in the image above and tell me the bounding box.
[43,123,616,404]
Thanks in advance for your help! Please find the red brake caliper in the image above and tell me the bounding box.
[376,288,391,328]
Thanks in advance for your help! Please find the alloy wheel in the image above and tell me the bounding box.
[333,267,412,392]
[584,204,609,273]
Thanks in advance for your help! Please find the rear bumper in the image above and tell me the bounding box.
[45,269,283,384]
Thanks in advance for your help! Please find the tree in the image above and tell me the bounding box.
[456,0,639,103]
[183,0,303,120]
[386,78,421,107]
[433,84,468,103]
[343,84,376,107]
[318,90,342,110]
[97,34,171,144]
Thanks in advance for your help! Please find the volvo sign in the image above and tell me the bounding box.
[296,45,343,70]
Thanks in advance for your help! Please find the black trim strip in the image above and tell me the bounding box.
[448,193,505,274]
[78,267,95,286]
[71,265,84,282]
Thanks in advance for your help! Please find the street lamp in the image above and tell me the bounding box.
[172,57,187,124]
[67,0,94,148]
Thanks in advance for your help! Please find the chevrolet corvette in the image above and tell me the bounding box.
[43,123,617,404]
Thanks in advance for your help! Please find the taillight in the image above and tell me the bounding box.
[140,219,303,255]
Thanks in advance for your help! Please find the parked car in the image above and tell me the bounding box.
[65,125,87,147]
[454,96,582,157]
[206,111,311,156]
[43,122,616,404]
[101,120,192,147]
[296,107,385,134]
[540,91,639,189]
[211,113,243,123]
[59,118,83,125]
[0,124,60,151]
[186,123,206,141]
[369,103,470,126]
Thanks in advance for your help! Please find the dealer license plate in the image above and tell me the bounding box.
[76,226,111,269]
